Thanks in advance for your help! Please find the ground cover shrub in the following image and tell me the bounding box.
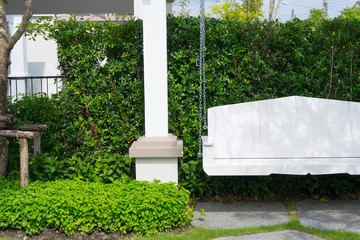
[18,16,360,198]
[0,179,192,236]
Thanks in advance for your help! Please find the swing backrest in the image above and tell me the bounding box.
[202,96,360,176]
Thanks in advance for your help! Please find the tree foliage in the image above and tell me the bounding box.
[177,0,191,16]
[307,8,325,24]
[210,0,264,21]
[340,4,360,20]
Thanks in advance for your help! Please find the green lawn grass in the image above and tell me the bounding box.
[135,222,360,240]
[134,201,360,240]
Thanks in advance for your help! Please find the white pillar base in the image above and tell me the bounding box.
[129,134,183,184]
[136,158,178,183]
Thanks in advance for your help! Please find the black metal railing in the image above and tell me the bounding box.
[8,76,63,100]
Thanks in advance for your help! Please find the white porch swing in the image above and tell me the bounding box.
[198,1,360,176]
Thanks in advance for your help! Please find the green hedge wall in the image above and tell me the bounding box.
[53,19,144,155]
[9,16,360,198]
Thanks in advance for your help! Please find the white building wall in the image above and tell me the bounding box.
[7,15,61,98]
[27,36,59,76]
[26,34,61,95]
[7,15,29,78]
[7,0,174,98]
[7,15,28,99]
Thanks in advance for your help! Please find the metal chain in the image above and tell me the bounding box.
[198,0,206,157]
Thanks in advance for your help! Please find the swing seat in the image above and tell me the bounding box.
[202,96,360,176]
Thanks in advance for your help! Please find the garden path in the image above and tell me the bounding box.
[192,200,360,239]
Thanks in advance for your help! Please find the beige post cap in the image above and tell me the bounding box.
[129,134,183,158]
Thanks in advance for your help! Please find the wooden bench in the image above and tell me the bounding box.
[0,115,47,187]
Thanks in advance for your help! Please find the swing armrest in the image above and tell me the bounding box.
[201,136,213,146]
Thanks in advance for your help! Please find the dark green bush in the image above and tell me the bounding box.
[62,150,134,183]
[6,94,135,183]
[6,93,65,173]
[0,171,20,191]
[14,16,360,198]
[0,179,192,236]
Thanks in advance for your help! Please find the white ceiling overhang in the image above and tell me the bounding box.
[5,0,133,14]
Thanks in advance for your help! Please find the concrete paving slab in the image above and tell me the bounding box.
[213,230,325,240]
[297,200,360,233]
[191,202,289,229]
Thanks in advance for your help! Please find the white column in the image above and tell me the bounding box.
[143,0,168,137]
[129,0,183,184]
[134,0,143,19]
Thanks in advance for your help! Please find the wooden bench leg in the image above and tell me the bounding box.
[19,138,29,188]
[33,133,41,155]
